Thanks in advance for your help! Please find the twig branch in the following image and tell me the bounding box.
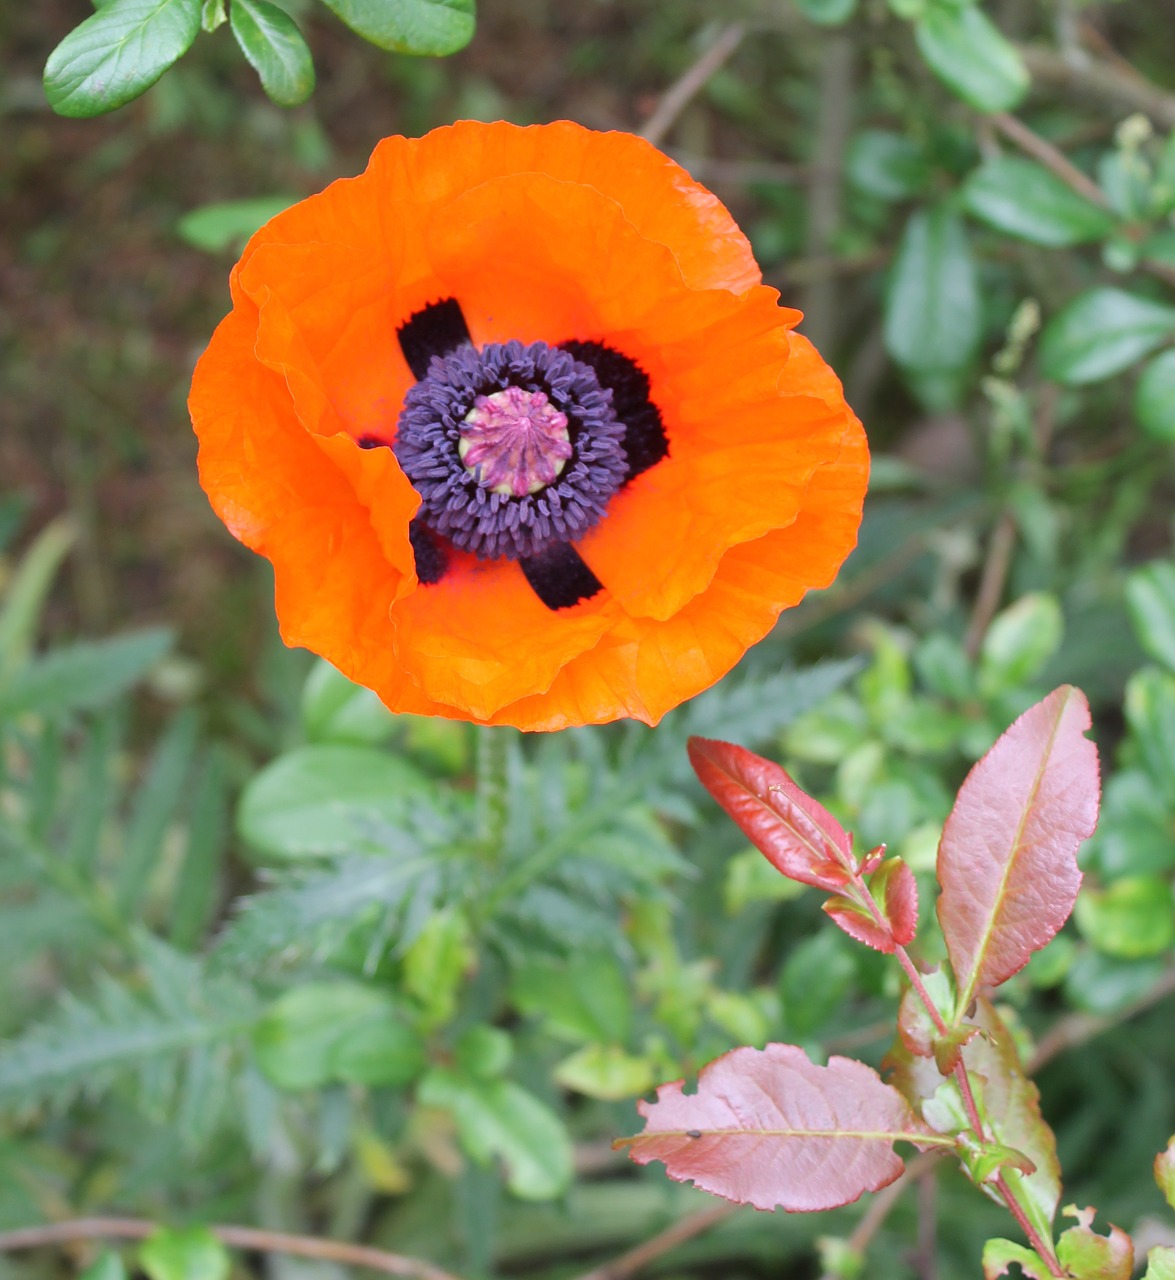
[641,23,746,149]
[0,1218,464,1280]
[990,112,1107,209]
[1020,43,1175,129]
[570,1203,737,1280]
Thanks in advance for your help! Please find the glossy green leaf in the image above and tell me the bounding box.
[1040,288,1175,385]
[1144,1246,1175,1280]
[140,1229,229,1280]
[176,196,297,255]
[1156,1137,1175,1211]
[978,593,1063,696]
[963,156,1115,246]
[846,130,930,202]
[230,0,314,106]
[419,1068,573,1199]
[1126,562,1175,670]
[44,0,202,117]
[200,0,225,31]
[402,906,473,1028]
[0,628,173,718]
[1125,668,1175,796]
[914,4,1028,113]
[512,947,632,1044]
[1074,877,1175,959]
[331,1018,427,1087]
[237,743,428,859]
[795,0,858,25]
[1134,348,1175,441]
[454,1025,512,1080]
[884,206,982,372]
[1063,948,1166,1014]
[317,0,475,56]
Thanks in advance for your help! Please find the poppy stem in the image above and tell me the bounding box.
[474,726,512,854]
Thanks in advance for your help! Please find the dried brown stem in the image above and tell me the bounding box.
[0,1218,463,1280]
[640,23,746,149]
[570,1202,738,1280]
[990,112,1108,209]
[964,510,1017,662]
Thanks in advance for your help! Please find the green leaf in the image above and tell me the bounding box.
[176,196,297,255]
[962,156,1115,247]
[402,906,473,1028]
[302,658,397,745]
[200,0,225,31]
[79,1253,129,1280]
[43,0,202,117]
[884,205,982,373]
[978,593,1064,696]
[0,517,74,683]
[795,0,858,25]
[316,0,475,56]
[1126,562,1175,670]
[1040,287,1175,385]
[140,1229,230,1280]
[0,627,173,718]
[845,130,930,202]
[1125,668,1175,796]
[1134,349,1175,441]
[1156,1137,1175,1210]
[419,1068,573,1199]
[1074,876,1175,959]
[1144,1246,1175,1280]
[982,1237,1052,1279]
[237,743,429,859]
[230,0,315,106]
[512,947,632,1044]
[253,983,423,1090]
[914,4,1028,113]
[1063,948,1166,1014]
[553,1044,656,1100]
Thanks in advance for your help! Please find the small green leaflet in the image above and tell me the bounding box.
[230,0,315,107]
[44,0,202,117]
[914,4,1028,114]
[317,0,475,56]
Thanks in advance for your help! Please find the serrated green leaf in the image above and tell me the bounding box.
[43,0,202,117]
[884,205,982,373]
[1040,288,1175,385]
[176,195,297,254]
[230,0,314,106]
[0,627,173,718]
[140,1229,229,1280]
[963,155,1115,247]
[1134,348,1175,441]
[237,743,430,859]
[914,4,1028,113]
[419,1068,572,1199]
[316,0,475,56]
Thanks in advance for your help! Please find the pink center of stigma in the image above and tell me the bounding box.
[458,387,573,498]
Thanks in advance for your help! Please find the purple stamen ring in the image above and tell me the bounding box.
[458,386,573,497]
[394,339,627,562]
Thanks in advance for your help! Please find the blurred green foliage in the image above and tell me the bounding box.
[5,0,1175,1276]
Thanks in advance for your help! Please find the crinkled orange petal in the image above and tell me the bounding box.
[190,122,869,730]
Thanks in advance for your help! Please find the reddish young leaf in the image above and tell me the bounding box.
[688,737,853,891]
[823,895,897,953]
[937,686,1100,1012]
[619,1043,938,1212]
[874,857,919,945]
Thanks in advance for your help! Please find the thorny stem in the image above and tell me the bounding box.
[0,1218,463,1280]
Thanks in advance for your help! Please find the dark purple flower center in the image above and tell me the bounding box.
[393,340,628,564]
[376,298,671,610]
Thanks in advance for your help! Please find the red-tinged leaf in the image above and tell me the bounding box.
[823,895,897,952]
[688,738,853,892]
[1057,1206,1134,1280]
[937,686,1100,1011]
[1155,1135,1175,1211]
[965,999,1061,1241]
[872,857,918,945]
[983,1238,1053,1279]
[619,1043,939,1212]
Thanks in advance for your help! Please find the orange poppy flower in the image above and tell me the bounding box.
[189,121,868,731]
